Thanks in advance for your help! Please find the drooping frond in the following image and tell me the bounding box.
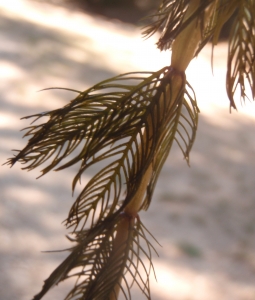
[7,68,171,176]
[142,0,214,51]
[7,67,198,232]
[6,1,255,299]
[174,81,199,163]
[139,79,199,210]
[195,0,238,56]
[32,213,158,300]
[226,0,255,109]
[7,66,199,298]
[142,0,190,49]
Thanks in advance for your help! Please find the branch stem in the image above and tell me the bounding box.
[109,213,135,300]
[171,0,214,71]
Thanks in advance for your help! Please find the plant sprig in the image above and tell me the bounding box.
[6,0,255,299]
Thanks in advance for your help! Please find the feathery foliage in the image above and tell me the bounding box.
[143,0,214,51]
[226,0,255,108]
[144,0,255,108]
[7,68,198,231]
[32,214,158,300]
[7,66,198,299]
[6,0,255,299]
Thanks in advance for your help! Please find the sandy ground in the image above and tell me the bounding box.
[1,1,255,299]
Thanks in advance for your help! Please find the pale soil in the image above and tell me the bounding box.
[0,1,255,300]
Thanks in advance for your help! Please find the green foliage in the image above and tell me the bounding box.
[6,0,255,299]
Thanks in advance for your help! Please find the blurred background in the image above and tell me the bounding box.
[0,1,255,299]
